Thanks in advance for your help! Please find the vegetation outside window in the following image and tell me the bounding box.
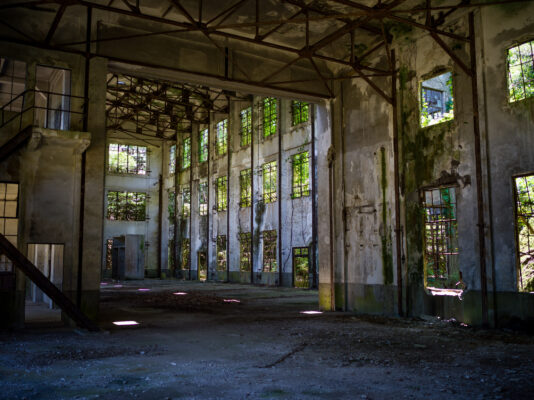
[216,119,228,155]
[182,137,191,170]
[217,235,227,271]
[216,176,228,211]
[263,230,277,272]
[199,128,208,163]
[240,107,252,147]
[514,174,534,292]
[239,232,252,272]
[420,71,454,127]
[262,97,277,138]
[199,181,208,216]
[262,161,277,203]
[181,185,190,217]
[291,101,309,126]
[107,191,146,221]
[181,239,190,270]
[292,151,310,198]
[240,168,252,208]
[108,144,147,175]
[508,40,534,102]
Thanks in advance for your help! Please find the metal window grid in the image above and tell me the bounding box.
[108,143,147,175]
[240,107,252,147]
[292,152,310,198]
[0,183,18,272]
[106,191,146,221]
[262,161,277,203]
[262,97,278,138]
[216,119,228,155]
[239,232,252,272]
[291,101,309,126]
[216,176,228,211]
[182,137,191,170]
[216,235,227,271]
[199,128,208,163]
[508,40,534,102]
[514,175,534,291]
[239,168,252,208]
[263,230,277,272]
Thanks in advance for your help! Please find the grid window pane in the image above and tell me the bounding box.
[240,107,252,147]
[216,119,228,155]
[108,143,148,175]
[262,98,277,138]
[182,137,191,170]
[216,176,228,211]
[106,191,146,221]
[217,235,227,271]
[263,230,277,272]
[239,232,252,272]
[514,175,534,292]
[0,182,18,272]
[181,185,191,217]
[291,101,309,126]
[262,161,277,203]
[292,152,310,199]
[508,40,534,102]
[199,128,208,163]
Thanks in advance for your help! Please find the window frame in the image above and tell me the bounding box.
[507,39,534,103]
[262,230,277,272]
[262,161,277,203]
[240,107,252,147]
[216,119,228,156]
[199,128,209,163]
[181,137,191,170]
[107,143,148,175]
[106,190,147,221]
[291,101,309,126]
[291,151,310,199]
[239,168,252,208]
[216,176,228,212]
[239,232,252,272]
[216,234,227,271]
[262,97,278,138]
[419,70,454,128]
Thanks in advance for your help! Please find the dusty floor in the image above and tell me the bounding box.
[2,280,534,400]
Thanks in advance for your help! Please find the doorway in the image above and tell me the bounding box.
[293,247,310,288]
[198,251,207,281]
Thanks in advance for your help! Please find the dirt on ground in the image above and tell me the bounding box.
[1,280,534,400]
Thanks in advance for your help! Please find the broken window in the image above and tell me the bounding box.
[217,235,227,271]
[108,144,147,175]
[514,174,534,292]
[292,151,310,198]
[239,232,252,272]
[199,181,208,216]
[240,107,252,147]
[262,97,278,138]
[199,128,208,163]
[508,40,534,102]
[292,101,309,126]
[107,191,146,221]
[240,168,252,208]
[181,185,190,217]
[422,187,459,290]
[106,239,113,270]
[181,239,190,270]
[182,137,191,170]
[169,144,176,175]
[216,176,228,212]
[263,230,277,272]
[0,183,18,272]
[293,247,310,288]
[262,161,277,203]
[420,71,454,128]
[216,119,228,155]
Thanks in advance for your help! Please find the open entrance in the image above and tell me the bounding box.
[25,244,64,324]
[293,247,310,288]
[514,174,534,292]
[198,251,207,281]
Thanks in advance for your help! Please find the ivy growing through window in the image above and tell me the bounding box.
[181,185,190,217]
[108,144,147,175]
[240,107,252,147]
[216,119,228,155]
[216,176,228,211]
[240,168,252,208]
[217,235,227,271]
[291,101,309,126]
[107,191,146,221]
[199,181,208,216]
[292,151,310,198]
[508,40,534,102]
[262,161,277,203]
[182,137,191,169]
[239,232,251,272]
[262,97,277,138]
[169,144,176,174]
[199,128,208,163]
[263,230,277,272]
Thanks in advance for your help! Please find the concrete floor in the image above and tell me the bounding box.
[1,280,534,399]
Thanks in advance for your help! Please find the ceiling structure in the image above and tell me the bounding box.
[0,0,528,101]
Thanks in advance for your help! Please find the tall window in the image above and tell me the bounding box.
[262,161,277,203]
[107,191,146,221]
[181,239,190,270]
[182,137,191,170]
[239,232,252,272]
[291,101,309,126]
[263,230,277,272]
[293,247,310,288]
[240,107,252,147]
[422,187,459,290]
[292,152,310,198]
[199,181,208,216]
[514,174,534,292]
[217,235,227,271]
[216,119,228,155]
[216,176,228,211]
[169,144,176,174]
[181,185,191,217]
[108,144,147,175]
[0,183,18,272]
[168,191,176,220]
[262,97,277,138]
[508,40,534,102]
[239,168,252,208]
[420,71,454,128]
[199,128,208,163]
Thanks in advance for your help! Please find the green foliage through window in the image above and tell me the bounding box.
[508,40,534,102]
[216,119,228,155]
[292,101,309,126]
[216,176,227,211]
[217,235,227,271]
[107,191,146,221]
[514,175,534,292]
[239,232,251,272]
[263,230,277,272]
[262,97,277,138]
[240,107,252,146]
[108,144,147,175]
[422,187,459,289]
[293,247,310,288]
[292,152,310,198]
[240,168,252,208]
[199,128,208,163]
[262,161,277,203]
[182,137,191,169]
